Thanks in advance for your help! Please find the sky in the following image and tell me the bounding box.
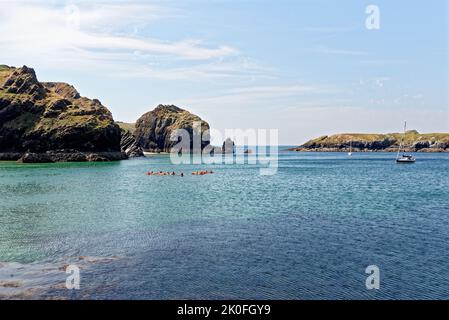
[0,0,448,145]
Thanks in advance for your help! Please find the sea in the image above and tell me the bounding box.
[1,148,448,299]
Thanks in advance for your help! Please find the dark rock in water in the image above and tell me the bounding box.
[0,152,22,161]
[18,152,54,163]
[222,137,235,154]
[0,64,126,162]
[84,152,126,162]
[135,104,210,153]
[119,127,144,158]
[16,150,127,163]
[209,146,225,155]
[85,153,110,162]
[45,150,87,162]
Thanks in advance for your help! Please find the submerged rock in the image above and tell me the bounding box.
[0,65,126,162]
[134,104,210,153]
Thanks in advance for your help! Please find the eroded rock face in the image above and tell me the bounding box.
[135,105,210,153]
[120,128,144,158]
[41,82,81,100]
[2,66,46,100]
[0,65,126,162]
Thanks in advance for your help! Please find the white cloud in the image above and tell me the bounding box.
[0,1,238,71]
[112,58,275,80]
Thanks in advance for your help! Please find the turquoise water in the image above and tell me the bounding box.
[1,150,449,299]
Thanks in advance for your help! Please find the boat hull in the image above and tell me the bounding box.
[396,158,416,163]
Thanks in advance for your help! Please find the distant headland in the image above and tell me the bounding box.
[290,132,449,153]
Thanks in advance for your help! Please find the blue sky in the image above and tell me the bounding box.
[0,0,448,144]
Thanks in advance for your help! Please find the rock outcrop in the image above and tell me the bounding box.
[0,65,126,162]
[134,105,210,153]
[117,122,144,158]
[291,131,449,152]
[222,137,235,154]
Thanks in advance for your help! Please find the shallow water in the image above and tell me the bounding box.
[1,151,448,299]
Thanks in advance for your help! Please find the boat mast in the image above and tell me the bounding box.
[397,121,406,158]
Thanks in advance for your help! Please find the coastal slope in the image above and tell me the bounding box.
[0,65,126,162]
[291,131,449,152]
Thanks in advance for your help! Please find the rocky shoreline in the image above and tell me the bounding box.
[290,132,449,153]
[2,64,448,162]
[289,147,449,153]
[0,150,127,163]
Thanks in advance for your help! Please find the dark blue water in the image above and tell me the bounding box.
[1,151,448,299]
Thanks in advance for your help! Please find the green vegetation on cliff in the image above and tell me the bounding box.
[0,65,123,159]
[293,131,449,152]
[116,121,136,134]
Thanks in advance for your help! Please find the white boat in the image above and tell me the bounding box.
[396,155,416,163]
[348,140,352,156]
[396,121,416,163]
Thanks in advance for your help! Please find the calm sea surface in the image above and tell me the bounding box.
[1,150,448,299]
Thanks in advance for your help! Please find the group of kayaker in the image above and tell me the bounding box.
[191,170,214,175]
[147,171,176,176]
[146,170,214,176]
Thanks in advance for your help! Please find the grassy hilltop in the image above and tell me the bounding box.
[291,131,449,152]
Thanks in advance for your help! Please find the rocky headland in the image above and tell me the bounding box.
[291,131,449,152]
[0,65,127,162]
[0,65,231,162]
[134,104,210,153]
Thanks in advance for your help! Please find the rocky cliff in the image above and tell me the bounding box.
[0,65,126,162]
[291,131,449,152]
[117,122,144,158]
[134,105,210,153]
